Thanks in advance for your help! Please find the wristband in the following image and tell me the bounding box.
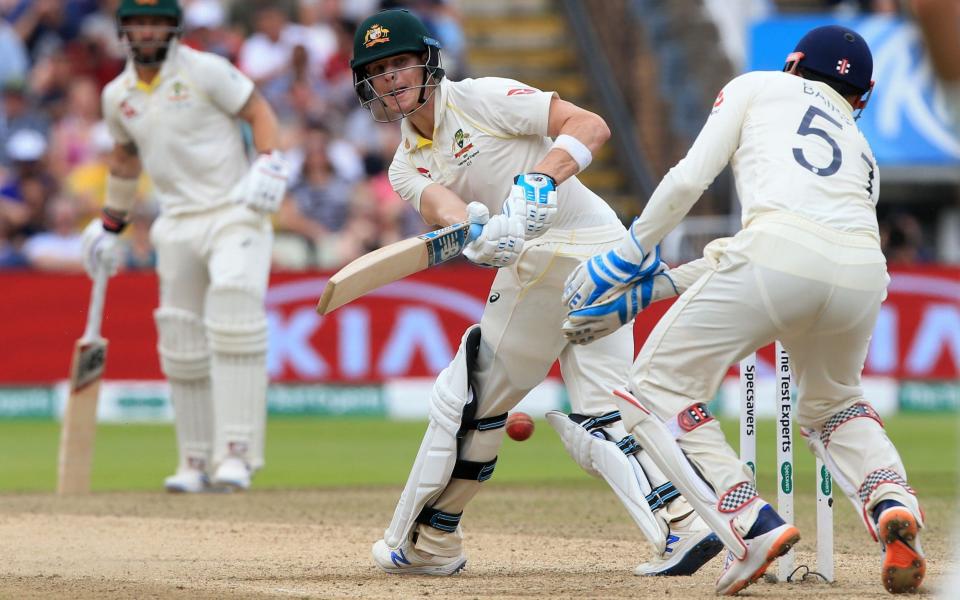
[101,207,128,234]
[551,134,592,173]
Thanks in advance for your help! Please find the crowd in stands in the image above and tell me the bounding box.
[0,0,939,273]
[0,0,465,273]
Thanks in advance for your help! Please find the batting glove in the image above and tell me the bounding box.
[239,151,290,213]
[562,264,678,345]
[462,202,525,268]
[562,223,661,311]
[502,172,558,239]
[81,218,122,279]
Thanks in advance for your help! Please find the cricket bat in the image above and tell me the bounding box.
[317,220,482,315]
[57,265,110,495]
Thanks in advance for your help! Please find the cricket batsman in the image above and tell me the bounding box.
[564,25,926,595]
[350,8,723,577]
[81,0,289,492]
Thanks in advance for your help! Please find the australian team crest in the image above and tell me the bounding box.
[364,24,390,48]
[452,128,478,164]
[168,81,190,103]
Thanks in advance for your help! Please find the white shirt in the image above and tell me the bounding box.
[389,77,620,230]
[102,42,255,215]
[633,71,881,252]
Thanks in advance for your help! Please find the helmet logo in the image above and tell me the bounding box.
[135,0,159,5]
[363,24,391,48]
[836,59,851,75]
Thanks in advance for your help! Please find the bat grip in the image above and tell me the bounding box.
[467,222,484,242]
[82,265,110,342]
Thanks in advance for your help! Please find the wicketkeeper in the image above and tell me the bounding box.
[81,0,289,492]
[564,25,926,595]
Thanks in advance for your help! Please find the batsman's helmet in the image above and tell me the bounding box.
[350,9,444,122]
[783,25,874,116]
[116,0,183,66]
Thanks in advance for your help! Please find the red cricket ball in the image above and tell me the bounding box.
[506,411,534,441]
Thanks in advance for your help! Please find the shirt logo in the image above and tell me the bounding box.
[836,59,851,75]
[120,99,138,118]
[363,24,390,48]
[417,166,432,179]
[506,88,537,96]
[713,90,724,107]
[167,81,190,103]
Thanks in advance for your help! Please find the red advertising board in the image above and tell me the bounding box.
[0,265,957,383]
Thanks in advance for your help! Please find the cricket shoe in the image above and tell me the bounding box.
[164,468,211,493]
[874,500,925,594]
[715,504,801,596]
[372,539,466,576]
[634,512,724,576]
[212,457,251,491]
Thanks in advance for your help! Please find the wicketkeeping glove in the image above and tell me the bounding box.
[562,222,661,311]
[239,151,290,213]
[502,172,558,239]
[462,202,525,268]
[562,264,678,345]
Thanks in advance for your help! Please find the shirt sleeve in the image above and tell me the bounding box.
[631,72,761,251]
[195,52,256,115]
[101,84,132,146]
[388,151,432,213]
[460,77,556,138]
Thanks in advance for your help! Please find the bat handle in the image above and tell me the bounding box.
[82,265,110,342]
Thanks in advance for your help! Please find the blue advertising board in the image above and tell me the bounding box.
[750,16,960,170]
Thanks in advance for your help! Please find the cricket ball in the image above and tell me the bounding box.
[505,411,534,441]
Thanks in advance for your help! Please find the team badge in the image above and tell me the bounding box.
[364,24,390,48]
[451,128,479,165]
[167,81,190,102]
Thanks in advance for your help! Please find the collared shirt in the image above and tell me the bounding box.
[632,70,881,251]
[388,77,619,230]
[102,42,254,215]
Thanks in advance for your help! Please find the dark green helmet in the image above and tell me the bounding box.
[351,9,445,123]
[116,0,183,66]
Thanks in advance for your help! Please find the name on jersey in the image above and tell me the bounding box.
[452,128,479,166]
[803,82,853,127]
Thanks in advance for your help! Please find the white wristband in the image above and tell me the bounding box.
[105,174,139,213]
[551,134,592,173]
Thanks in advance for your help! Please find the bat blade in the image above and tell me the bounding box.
[56,338,107,495]
[317,220,475,314]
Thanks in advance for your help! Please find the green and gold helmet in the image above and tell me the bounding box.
[116,0,183,66]
[350,9,445,123]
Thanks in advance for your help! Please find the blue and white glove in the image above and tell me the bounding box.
[502,172,558,239]
[462,202,525,268]
[562,264,678,345]
[562,224,661,311]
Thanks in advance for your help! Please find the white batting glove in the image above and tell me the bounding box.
[562,223,660,311]
[239,151,289,213]
[562,264,678,345]
[81,218,122,279]
[502,172,558,239]
[462,202,525,268]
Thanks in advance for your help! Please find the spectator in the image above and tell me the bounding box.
[284,0,338,74]
[880,213,936,263]
[0,18,28,86]
[181,0,243,60]
[0,129,58,242]
[238,6,294,88]
[0,217,28,268]
[22,194,84,271]
[0,80,50,168]
[48,77,102,179]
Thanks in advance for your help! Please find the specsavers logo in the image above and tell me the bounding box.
[364,24,390,48]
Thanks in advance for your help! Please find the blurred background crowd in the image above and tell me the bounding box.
[0,0,954,274]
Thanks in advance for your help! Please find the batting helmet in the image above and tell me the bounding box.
[351,9,444,123]
[783,25,874,115]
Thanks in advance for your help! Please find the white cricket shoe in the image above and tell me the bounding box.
[164,468,210,494]
[212,457,251,491]
[634,512,724,576]
[372,539,467,576]
[715,504,800,596]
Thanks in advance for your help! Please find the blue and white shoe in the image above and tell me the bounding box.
[715,504,801,596]
[634,513,724,576]
[372,539,466,576]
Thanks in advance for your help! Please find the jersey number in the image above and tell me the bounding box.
[792,106,843,177]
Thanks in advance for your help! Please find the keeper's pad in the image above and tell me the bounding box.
[155,307,213,470]
[800,401,922,541]
[546,410,668,553]
[614,390,751,559]
[384,326,508,548]
[205,284,269,468]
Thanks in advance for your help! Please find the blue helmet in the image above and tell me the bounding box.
[784,25,874,112]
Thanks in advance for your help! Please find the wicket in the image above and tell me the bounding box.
[739,343,834,582]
